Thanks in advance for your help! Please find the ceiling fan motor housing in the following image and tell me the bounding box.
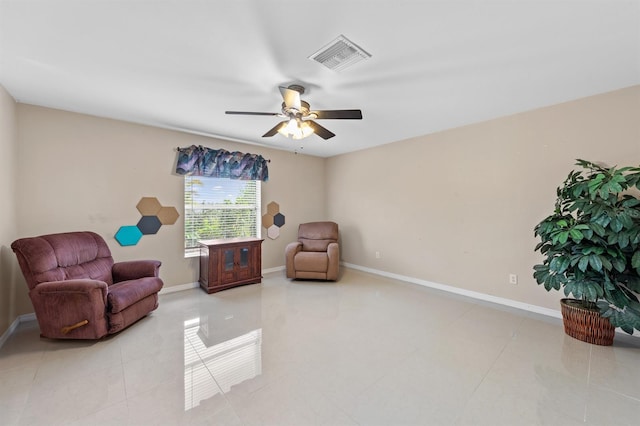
[282,100,310,117]
[287,84,305,95]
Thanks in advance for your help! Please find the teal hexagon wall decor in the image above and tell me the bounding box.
[115,226,143,246]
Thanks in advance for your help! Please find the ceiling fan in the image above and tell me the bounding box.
[225,85,362,140]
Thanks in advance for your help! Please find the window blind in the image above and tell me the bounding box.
[184,176,261,255]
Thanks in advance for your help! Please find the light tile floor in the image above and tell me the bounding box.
[1,268,640,425]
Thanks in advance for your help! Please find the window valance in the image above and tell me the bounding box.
[175,145,269,182]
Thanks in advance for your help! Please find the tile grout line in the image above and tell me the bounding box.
[583,344,593,423]
[451,316,525,424]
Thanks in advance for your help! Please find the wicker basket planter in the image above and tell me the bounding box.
[560,298,615,346]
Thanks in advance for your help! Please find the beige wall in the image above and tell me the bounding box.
[0,85,20,335]
[4,85,639,333]
[326,85,640,312]
[14,105,326,300]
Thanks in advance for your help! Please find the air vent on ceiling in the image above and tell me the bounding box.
[308,35,371,72]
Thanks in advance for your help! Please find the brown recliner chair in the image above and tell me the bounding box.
[285,221,339,281]
[11,231,163,339]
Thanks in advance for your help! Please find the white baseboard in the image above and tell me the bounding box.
[342,262,639,337]
[159,282,199,294]
[263,266,285,274]
[0,313,37,349]
[342,262,562,319]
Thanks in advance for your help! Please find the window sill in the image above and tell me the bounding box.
[184,249,199,259]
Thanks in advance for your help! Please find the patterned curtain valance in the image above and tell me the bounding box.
[175,145,269,182]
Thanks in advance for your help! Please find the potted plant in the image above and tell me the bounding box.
[533,159,640,345]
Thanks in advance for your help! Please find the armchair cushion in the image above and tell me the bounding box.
[108,277,163,313]
[294,252,328,272]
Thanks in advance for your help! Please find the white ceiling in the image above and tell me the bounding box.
[1,1,639,157]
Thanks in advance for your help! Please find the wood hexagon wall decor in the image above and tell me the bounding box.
[267,201,279,215]
[136,197,162,216]
[262,213,274,228]
[157,206,180,225]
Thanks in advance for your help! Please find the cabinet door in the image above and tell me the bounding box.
[220,248,236,283]
[235,246,252,281]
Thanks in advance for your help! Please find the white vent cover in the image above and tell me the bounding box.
[308,35,371,71]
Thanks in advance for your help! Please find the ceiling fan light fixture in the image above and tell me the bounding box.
[308,34,371,71]
[277,118,314,140]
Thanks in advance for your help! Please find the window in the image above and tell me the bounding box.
[184,176,261,256]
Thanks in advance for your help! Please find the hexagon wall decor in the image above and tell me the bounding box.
[157,206,180,225]
[262,213,274,228]
[115,226,143,246]
[273,213,285,227]
[267,201,279,215]
[262,201,285,240]
[137,216,162,235]
[267,225,280,239]
[115,197,180,246]
[137,197,162,215]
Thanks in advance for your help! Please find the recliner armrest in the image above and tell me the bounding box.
[112,260,161,282]
[285,242,302,279]
[326,242,340,281]
[30,279,109,339]
[33,279,108,303]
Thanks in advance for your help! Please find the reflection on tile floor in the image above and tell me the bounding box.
[2,268,640,425]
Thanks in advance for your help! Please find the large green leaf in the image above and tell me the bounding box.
[569,229,584,242]
[622,197,640,208]
[550,256,571,273]
[610,218,624,233]
[612,257,627,273]
[599,255,612,271]
[578,256,589,272]
[589,222,607,237]
[619,213,634,229]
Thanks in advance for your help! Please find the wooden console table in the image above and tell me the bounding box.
[198,237,263,294]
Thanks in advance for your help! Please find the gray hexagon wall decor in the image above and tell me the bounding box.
[137,215,162,235]
[273,213,285,227]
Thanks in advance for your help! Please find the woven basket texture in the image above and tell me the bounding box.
[560,298,615,346]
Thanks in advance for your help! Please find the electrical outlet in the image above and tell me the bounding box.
[509,274,518,285]
[375,251,381,259]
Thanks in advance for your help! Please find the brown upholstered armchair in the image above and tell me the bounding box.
[11,231,163,339]
[285,221,340,281]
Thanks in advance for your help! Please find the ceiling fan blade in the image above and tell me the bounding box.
[226,111,280,116]
[311,109,363,119]
[279,86,301,110]
[262,121,287,137]
[307,120,335,140]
